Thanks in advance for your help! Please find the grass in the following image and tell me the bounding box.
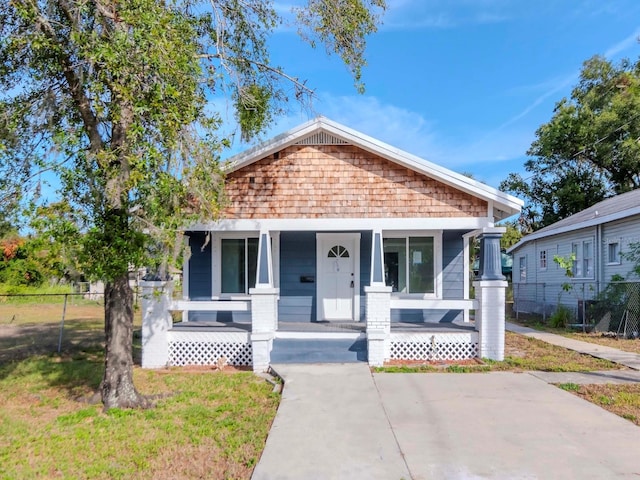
[509,316,640,355]
[557,383,640,427]
[375,332,620,373]
[0,301,279,479]
[0,350,279,479]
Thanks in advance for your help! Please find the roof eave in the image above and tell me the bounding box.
[508,206,640,253]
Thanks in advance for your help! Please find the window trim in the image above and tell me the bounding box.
[212,232,280,298]
[382,230,442,299]
[571,237,595,280]
[607,240,621,266]
[539,249,547,271]
[519,255,527,282]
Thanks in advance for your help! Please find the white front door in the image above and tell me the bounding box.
[317,233,360,321]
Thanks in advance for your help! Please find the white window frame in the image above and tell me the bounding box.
[539,249,547,271]
[382,230,442,299]
[211,231,280,297]
[519,255,527,282]
[571,238,594,279]
[607,241,621,265]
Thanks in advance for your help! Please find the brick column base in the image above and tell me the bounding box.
[473,280,508,360]
[365,285,392,367]
[141,281,173,368]
[250,288,279,372]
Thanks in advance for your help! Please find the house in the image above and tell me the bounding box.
[508,189,640,323]
[141,117,523,370]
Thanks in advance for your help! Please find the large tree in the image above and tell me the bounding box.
[501,55,640,231]
[0,0,385,409]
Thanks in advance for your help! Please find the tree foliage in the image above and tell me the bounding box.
[499,220,522,250]
[501,55,640,231]
[0,0,385,409]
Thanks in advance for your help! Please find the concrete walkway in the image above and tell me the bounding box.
[251,364,411,480]
[253,328,640,479]
[506,321,640,370]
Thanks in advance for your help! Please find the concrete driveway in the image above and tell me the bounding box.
[253,365,640,480]
[374,371,640,479]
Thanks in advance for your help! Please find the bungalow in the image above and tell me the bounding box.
[141,117,523,370]
[508,189,640,330]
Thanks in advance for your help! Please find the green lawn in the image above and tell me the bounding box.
[0,349,279,479]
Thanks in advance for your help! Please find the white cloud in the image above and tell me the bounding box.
[381,0,513,31]
[604,28,640,58]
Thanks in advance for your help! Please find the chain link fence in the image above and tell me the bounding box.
[0,290,144,363]
[513,281,640,338]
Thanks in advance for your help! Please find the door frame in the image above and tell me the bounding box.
[316,233,361,321]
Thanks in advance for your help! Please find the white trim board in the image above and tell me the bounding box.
[191,216,494,232]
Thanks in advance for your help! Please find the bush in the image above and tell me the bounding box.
[549,305,574,328]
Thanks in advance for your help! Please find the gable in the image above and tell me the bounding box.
[223,144,488,219]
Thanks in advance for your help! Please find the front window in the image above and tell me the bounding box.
[383,237,434,293]
[221,238,259,293]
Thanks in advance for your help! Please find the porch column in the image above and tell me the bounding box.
[474,228,507,360]
[141,281,173,368]
[366,229,391,367]
[250,230,279,372]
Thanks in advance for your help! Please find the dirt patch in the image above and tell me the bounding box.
[0,322,104,364]
[384,358,484,367]
[155,364,253,374]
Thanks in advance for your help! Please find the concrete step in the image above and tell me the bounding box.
[271,337,368,363]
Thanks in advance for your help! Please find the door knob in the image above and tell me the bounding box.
[350,280,354,288]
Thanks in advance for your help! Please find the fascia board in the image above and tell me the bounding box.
[507,206,640,254]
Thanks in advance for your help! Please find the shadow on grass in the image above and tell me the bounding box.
[0,321,144,397]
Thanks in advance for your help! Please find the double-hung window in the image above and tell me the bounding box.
[539,250,547,270]
[221,238,259,294]
[571,239,594,278]
[519,256,527,281]
[383,236,435,294]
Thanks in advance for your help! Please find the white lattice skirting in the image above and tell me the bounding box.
[389,332,479,361]
[167,331,252,366]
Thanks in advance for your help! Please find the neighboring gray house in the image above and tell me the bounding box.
[508,189,640,320]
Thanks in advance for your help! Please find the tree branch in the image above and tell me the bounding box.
[31,2,104,154]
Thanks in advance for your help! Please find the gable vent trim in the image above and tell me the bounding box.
[295,132,349,146]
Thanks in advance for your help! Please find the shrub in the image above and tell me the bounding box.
[549,305,573,328]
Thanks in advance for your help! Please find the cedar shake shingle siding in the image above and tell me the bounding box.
[223,145,487,219]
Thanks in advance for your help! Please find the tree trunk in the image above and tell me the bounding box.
[101,273,150,409]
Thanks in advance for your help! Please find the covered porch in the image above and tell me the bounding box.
[141,224,507,371]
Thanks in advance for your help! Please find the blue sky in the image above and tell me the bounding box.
[220,0,640,191]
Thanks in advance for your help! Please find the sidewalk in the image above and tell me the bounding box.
[506,321,640,370]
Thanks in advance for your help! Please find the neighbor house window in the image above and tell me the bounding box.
[383,237,434,294]
[608,242,621,265]
[221,238,259,293]
[519,256,527,281]
[571,239,594,278]
[539,250,547,270]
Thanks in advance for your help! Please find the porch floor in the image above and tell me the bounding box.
[171,320,476,333]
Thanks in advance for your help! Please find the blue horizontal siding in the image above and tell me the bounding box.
[443,230,465,300]
[279,232,317,321]
[188,231,211,300]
